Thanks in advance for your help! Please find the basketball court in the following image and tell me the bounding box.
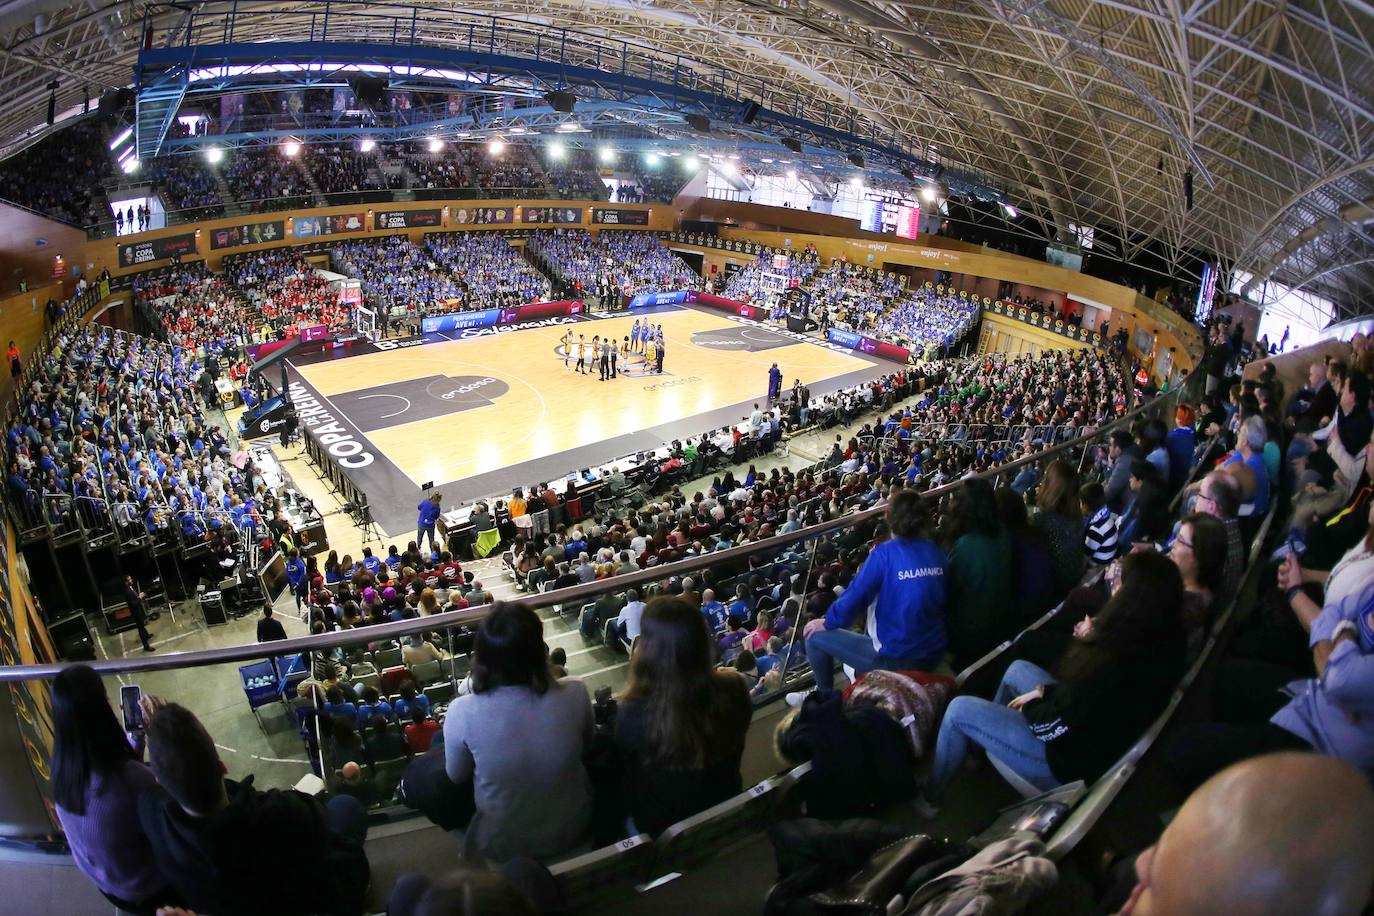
[286,305,887,533]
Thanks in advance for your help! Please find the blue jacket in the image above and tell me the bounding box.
[285,558,306,589]
[824,537,948,662]
[417,499,441,528]
[1165,426,1196,486]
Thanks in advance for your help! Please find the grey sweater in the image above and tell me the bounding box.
[443,678,594,862]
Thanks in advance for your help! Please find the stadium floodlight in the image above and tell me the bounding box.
[121,157,140,175]
[359,137,376,153]
[721,161,737,176]
[428,137,444,153]
[488,138,506,156]
[1003,203,1018,218]
[283,141,301,157]
[645,152,661,167]
[850,176,863,191]
[108,127,133,151]
[920,184,939,203]
[785,168,796,180]
[204,147,223,164]
[598,145,614,164]
[684,155,700,170]
[548,140,566,160]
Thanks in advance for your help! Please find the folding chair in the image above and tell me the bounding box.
[239,659,281,731]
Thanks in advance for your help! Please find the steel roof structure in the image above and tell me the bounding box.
[0,0,1370,319]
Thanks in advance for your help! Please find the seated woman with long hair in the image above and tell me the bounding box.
[51,664,177,914]
[443,603,593,862]
[616,596,752,836]
[920,552,1186,813]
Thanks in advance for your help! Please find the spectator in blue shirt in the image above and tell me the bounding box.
[393,683,430,721]
[361,546,382,576]
[355,685,394,727]
[1166,404,1198,490]
[1225,415,1271,518]
[700,589,728,634]
[726,584,752,627]
[417,492,442,554]
[794,490,948,697]
[324,685,358,725]
[284,548,307,612]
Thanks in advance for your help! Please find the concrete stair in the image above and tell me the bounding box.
[295,159,328,207]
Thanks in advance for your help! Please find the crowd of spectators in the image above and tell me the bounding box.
[222,250,352,336]
[5,319,245,547]
[810,262,980,357]
[330,236,467,319]
[303,143,386,196]
[144,155,223,219]
[220,148,312,212]
[0,119,112,225]
[525,229,699,302]
[132,263,253,356]
[425,233,551,308]
[611,168,681,203]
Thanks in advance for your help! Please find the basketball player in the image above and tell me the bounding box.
[575,334,587,374]
[590,336,601,378]
[630,318,641,354]
[562,330,575,369]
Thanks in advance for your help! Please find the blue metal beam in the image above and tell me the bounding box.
[137,40,926,173]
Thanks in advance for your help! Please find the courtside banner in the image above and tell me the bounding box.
[522,206,583,225]
[375,209,442,230]
[627,290,691,309]
[118,232,197,267]
[592,208,651,225]
[422,309,501,333]
[825,328,912,363]
[210,220,285,250]
[510,300,584,321]
[450,206,515,225]
[687,291,766,320]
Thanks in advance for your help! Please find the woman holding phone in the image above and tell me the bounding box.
[51,664,178,914]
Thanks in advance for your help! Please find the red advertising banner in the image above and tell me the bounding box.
[511,300,584,321]
[592,208,651,225]
[688,291,766,320]
[299,325,331,343]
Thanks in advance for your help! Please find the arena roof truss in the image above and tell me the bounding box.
[0,0,1369,321]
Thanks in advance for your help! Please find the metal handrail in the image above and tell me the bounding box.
[0,360,1202,682]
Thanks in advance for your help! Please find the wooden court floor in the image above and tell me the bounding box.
[290,308,872,491]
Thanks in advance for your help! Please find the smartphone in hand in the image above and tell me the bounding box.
[120,684,143,732]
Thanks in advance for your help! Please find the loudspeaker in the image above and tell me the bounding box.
[1184,169,1194,210]
[685,113,710,132]
[847,152,865,169]
[544,90,576,113]
[781,136,802,153]
[350,76,387,107]
[99,88,134,116]
[201,590,227,626]
[900,167,916,182]
[740,100,761,124]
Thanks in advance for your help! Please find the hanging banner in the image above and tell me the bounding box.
[450,206,515,226]
[375,209,443,230]
[210,220,286,250]
[294,213,366,239]
[592,208,650,225]
[118,232,197,267]
[522,206,583,225]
